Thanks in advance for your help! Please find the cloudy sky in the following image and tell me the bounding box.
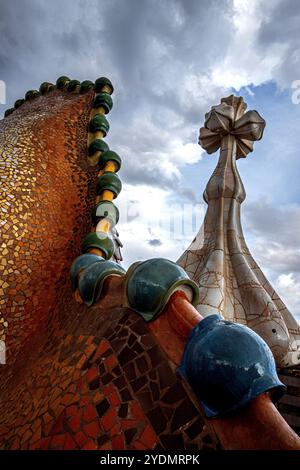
[0,0,300,319]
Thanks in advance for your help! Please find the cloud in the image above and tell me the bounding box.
[117,182,205,267]
[211,0,277,89]
[243,200,300,318]
[274,273,300,321]
[148,238,162,247]
[112,118,204,189]
[256,0,300,87]
[244,201,300,253]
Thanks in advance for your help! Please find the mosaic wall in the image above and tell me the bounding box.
[0,87,219,450]
[0,88,96,363]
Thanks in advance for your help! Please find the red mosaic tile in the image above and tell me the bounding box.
[63,434,78,450]
[86,366,98,383]
[49,411,65,435]
[76,378,88,393]
[121,419,139,431]
[66,405,78,418]
[60,393,80,406]
[94,340,110,359]
[30,440,42,450]
[109,422,122,437]
[99,442,111,450]
[50,434,67,449]
[92,391,105,404]
[21,429,33,445]
[82,404,98,423]
[103,383,115,396]
[112,434,125,450]
[109,389,121,407]
[130,401,145,420]
[38,437,52,450]
[101,408,117,432]
[83,420,100,439]
[86,336,95,345]
[105,354,118,370]
[82,440,98,450]
[85,344,97,358]
[80,396,90,406]
[68,415,81,433]
[73,431,88,448]
[139,425,158,449]
[10,437,20,450]
[132,440,147,450]
[30,430,41,446]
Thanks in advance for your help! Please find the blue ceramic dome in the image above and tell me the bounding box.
[179,315,286,418]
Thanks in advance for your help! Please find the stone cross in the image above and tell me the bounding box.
[178,95,300,367]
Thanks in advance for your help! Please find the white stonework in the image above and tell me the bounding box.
[177,95,300,367]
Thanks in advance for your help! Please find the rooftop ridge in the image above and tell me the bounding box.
[3,75,114,118]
